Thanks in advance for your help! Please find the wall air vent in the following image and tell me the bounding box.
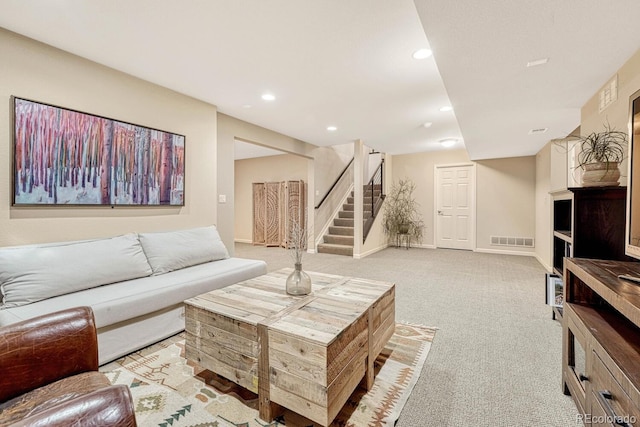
[599,74,618,112]
[490,236,535,248]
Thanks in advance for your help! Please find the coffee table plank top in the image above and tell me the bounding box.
[186,270,346,326]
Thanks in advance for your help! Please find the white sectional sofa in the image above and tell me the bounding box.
[0,226,267,364]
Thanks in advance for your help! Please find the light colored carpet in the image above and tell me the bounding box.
[101,323,435,426]
[233,243,579,426]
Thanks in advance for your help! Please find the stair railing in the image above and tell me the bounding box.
[363,158,385,241]
[315,157,354,210]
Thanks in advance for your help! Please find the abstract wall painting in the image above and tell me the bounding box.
[12,97,185,206]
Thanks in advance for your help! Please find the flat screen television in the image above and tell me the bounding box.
[626,88,640,260]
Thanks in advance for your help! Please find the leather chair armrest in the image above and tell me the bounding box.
[10,385,137,427]
[0,306,99,403]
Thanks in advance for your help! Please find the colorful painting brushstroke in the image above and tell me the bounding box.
[13,98,185,206]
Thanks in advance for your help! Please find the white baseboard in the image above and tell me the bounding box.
[234,238,252,244]
[534,254,553,272]
[411,242,436,249]
[354,244,388,259]
[474,247,536,257]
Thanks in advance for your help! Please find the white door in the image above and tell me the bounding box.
[435,164,475,250]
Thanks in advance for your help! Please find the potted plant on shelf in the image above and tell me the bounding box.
[382,178,424,248]
[570,123,628,187]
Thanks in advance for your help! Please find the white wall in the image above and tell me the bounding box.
[475,157,536,254]
[217,113,316,254]
[392,150,536,254]
[581,48,640,187]
[535,143,552,271]
[391,149,470,247]
[0,28,218,247]
[313,143,353,205]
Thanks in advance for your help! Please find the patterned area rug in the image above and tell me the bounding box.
[101,323,436,427]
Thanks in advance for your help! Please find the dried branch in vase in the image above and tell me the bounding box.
[288,220,307,265]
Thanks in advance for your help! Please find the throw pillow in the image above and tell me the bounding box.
[138,226,229,275]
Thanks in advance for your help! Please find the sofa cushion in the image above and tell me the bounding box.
[0,257,268,329]
[139,226,229,275]
[0,234,152,308]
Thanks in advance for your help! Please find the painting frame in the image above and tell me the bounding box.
[545,273,564,308]
[12,96,185,207]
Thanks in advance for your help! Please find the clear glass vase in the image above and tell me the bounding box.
[286,263,312,296]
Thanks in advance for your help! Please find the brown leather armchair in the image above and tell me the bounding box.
[0,306,137,426]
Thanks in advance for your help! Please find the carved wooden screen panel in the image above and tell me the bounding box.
[264,182,281,246]
[279,181,287,247]
[253,180,306,248]
[252,183,266,245]
[284,180,306,249]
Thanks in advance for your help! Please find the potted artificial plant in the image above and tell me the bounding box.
[570,124,628,187]
[382,178,424,247]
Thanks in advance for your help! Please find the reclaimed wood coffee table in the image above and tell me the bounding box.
[184,268,395,426]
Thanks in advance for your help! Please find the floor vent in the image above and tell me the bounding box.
[490,236,535,248]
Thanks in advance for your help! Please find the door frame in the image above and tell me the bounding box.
[433,163,477,250]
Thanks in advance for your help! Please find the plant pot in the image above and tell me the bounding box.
[581,162,621,187]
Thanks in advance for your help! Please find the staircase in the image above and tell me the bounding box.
[317,185,382,256]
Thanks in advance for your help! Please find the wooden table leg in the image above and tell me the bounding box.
[257,322,283,421]
[365,308,375,390]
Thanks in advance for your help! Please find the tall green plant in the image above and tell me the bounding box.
[382,178,424,246]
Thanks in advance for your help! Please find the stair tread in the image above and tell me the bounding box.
[317,242,354,256]
[318,243,354,248]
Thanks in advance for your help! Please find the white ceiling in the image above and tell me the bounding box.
[416,0,640,160]
[1,1,639,160]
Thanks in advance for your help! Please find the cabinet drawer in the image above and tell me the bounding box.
[590,391,615,426]
[591,351,640,426]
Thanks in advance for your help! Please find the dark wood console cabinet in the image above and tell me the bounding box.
[563,258,640,426]
[551,187,631,320]
[552,187,630,277]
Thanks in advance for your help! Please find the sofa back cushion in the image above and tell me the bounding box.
[0,233,153,308]
[139,226,229,275]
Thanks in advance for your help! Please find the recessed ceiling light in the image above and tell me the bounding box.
[422,122,433,128]
[261,93,276,101]
[439,138,457,147]
[439,106,453,112]
[526,58,549,68]
[412,49,433,60]
[326,126,337,132]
